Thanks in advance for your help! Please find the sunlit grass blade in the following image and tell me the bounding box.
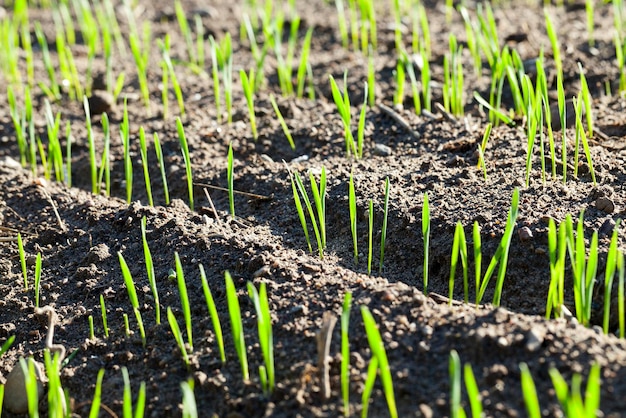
[361,306,397,418]
[520,363,541,418]
[227,142,235,218]
[176,117,194,211]
[422,193,430,294]
[167,307,190,368]
[199,265,225,362]
[141,217,160,325]
[88,369,105,418]
[174,252,193,351]
[225,271,249,381]
[349,171,358,265]
[341,292,352,416]
[247,281,274,395]
[269,95,295,150]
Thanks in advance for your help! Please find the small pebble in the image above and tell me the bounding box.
[596,197,615,214]
[525,328,544,352]
[4,358,45,414]
[518,226,533,242]
[373,143,392,156]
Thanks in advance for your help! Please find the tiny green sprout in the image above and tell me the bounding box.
[449,350,462,418]
[100,294,109,338]
[120,99,133,203]
[88,369,106,418]
[227,142,235,218]
[329,73,357,157]
[138,127,153,206]
[199,265,225,362]
[118,252,146,345]
[34,252,42,308]
[379,177,390,273]
[174,252,193,351]
[225,271,249,381]
[367,199,374,275]
[449,222,468,304]
[247,281,274,395]
[240,68,258,139]
[17,232,27,290]
[341,292,352,416]
[176,118,194,211]
[361,306,397,418]
[88,315,95,340]
[141,217,160,324]
[422,193,431,294]
[349,171,358,265]
[153,133,170,205]
[83,96,97,194]
[464,363,483,417]
[181,378,198,418]
[520,363,541,418]
[269,95,295,150]
[122,367,146,418]
[123,313,130,337]
[167,307,190,368]
[0,335,15,358]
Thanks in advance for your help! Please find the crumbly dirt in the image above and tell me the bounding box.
[1,0,626,417]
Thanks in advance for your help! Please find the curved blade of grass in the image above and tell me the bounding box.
[174,252,193,351]
[520,363,541,418]
[361,306,397,418]
[341,292,352,416]
[167,307,190,368]
[199,264,225,362]
[225,271,249,381]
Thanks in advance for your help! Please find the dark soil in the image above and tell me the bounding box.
[1,0,626,417]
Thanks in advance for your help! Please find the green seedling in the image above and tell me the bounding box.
[357,82,368,158]
[138,127,153,206]
[349,171,358,265]
[578,63,594,139]
[118,252,146,346]
[329,73,357,157]
[341,292,352,416]
[545,10,562,76]
[367,50,375,107]
[98,113,111,196]
[443,34,464,117]
[177,118,195,211]
[248,281,274,395]
[476,188,520,306]
[34,252,41,308]
[174,252,193,351]
[269,95,295,150]
[167,307,190,368]
[122,367,146,418]
[83,96,98,194]
[88,369,106,418]
[289,167,327,258]
[556,71,568,183]
[227,142,235,218]
[393,57,406,108]
[153,133,170,205]
[361,306,397,418]
[405,53,422,114]
[129,23,152,110]
[181,379,198,418]
[617,251,626,338]
[520,363,541,418]
[379,177,390,273]
[43,351,64,418]
[449,222,469,304]
[123,313,130,337]
[89,315,95,340]
[100,294,109,338]
[240,69,258,140]
[566,212,598,327]
[464,363,483,418]
[34,22,61,100]
[603,220,621,334]
[199,265,225,362]
[0,335,15,358]
[175,0,197,66]
[296,28,314,99]
[335,0,349,48]
[141,217,160,324]
[546,218,567,319]
[20,357,41,418]
[476,123,492,180]
[65,121,72,187]
[159,35,185,118]
[549,364,601,417]
[574,95,596,185]
[17,232,27,290]
[225,271,249,381]
[422,193,430,294]
[449,350,462,418]
[120,100,133,203]
[367,199,374,275]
